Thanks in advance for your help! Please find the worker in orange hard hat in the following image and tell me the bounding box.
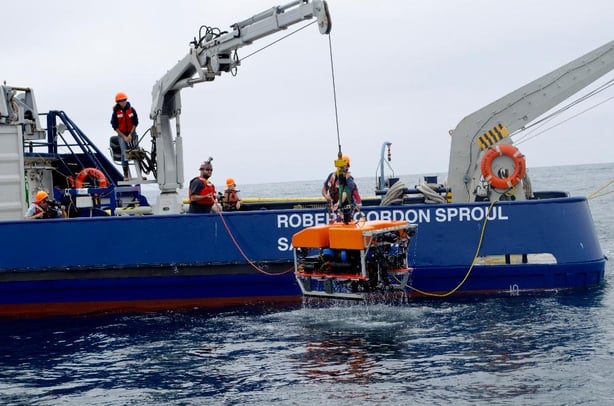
[110,91,139,181]
[222,177,242,211]
[321,153,361,223]
[35,190,48,203]
[24,190,67,219]
[321,153,351,205]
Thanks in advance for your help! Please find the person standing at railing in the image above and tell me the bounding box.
[188,160,219,214]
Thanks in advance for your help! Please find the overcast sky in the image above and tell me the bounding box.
[4,0,613,187]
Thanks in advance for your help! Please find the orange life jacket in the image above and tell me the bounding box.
[189,178,216,205]
[222,189,240,211]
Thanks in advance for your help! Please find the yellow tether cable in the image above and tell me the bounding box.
[588,178,614,200]
[406,198,498,297]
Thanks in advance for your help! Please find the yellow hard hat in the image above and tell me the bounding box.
[226,177,235,187]
[115,92,128,102]
[35,191,49,203]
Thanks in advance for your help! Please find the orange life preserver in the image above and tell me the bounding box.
[74,168,109,188]
[480,144,526,189]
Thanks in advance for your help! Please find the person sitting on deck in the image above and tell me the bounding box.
[222,178,242,211]
[110,92,139,181]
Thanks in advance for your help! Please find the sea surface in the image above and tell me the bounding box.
[1,163,613,405]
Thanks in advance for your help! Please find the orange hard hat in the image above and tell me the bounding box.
[342,154,351,167]
[226,177,235,187]
[35,191,49,203]
[115,92,128,102]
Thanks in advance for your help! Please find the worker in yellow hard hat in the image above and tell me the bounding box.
[24,190,67,219]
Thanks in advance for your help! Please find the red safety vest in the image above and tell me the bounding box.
[189,178,216,205]
[115,106,136,134]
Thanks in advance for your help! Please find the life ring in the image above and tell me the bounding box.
[480,144,526,189]
[74,168,109,188]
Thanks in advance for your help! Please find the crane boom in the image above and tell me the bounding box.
[447,40,614,202]
[150,0,331,213]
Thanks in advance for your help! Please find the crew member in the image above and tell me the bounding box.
[24,191,67,219]
[188,161,218,214]
[110,92,139,181]
[322,154,362,222]
[222,178,242,211]
[321,154,350,207]
[322,154,362,207]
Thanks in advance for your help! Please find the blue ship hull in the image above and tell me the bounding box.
[2,8,612,317]
[0,105,607,317]
[0,196,605,317]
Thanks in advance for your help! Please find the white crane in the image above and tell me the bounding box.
[149,0,331,213]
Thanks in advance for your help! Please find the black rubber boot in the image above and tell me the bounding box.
[122,166,131,181]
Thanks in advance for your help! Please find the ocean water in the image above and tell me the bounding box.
[1,163,613,405]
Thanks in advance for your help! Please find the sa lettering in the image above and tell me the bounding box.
[277,237,293,251]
